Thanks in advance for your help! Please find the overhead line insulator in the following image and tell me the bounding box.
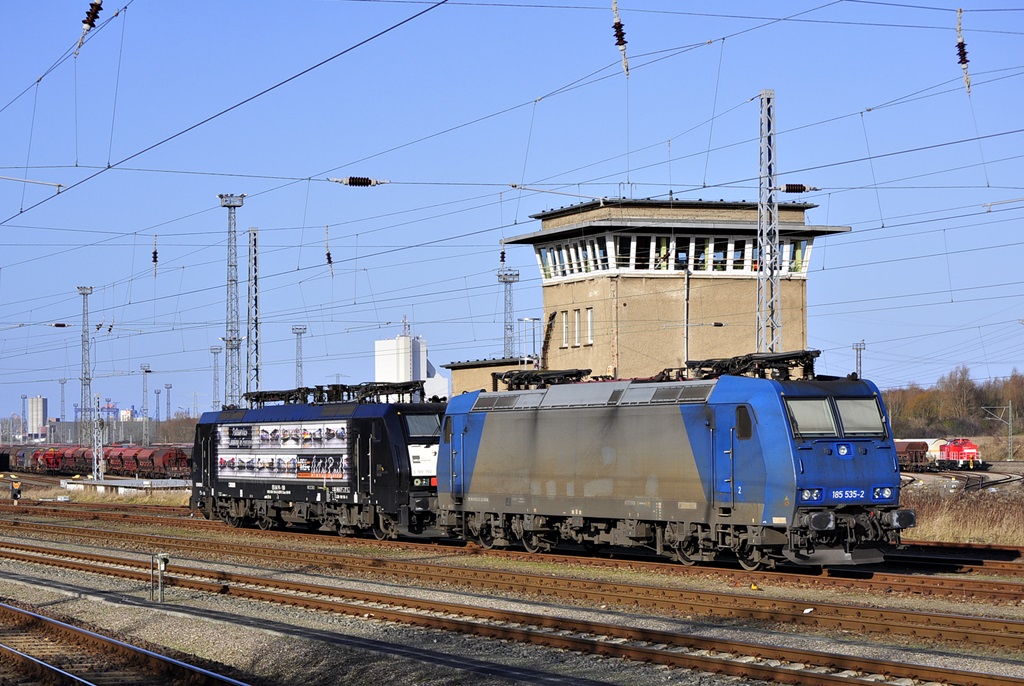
[325,225,334,276]
[780,184,819,194]
[327,177,390,187]
[612,21,626,47]
[611,0,629,77]
[83,0,102,30]
[956,8,972,94]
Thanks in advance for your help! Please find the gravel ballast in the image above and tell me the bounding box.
[0,529,1022,685]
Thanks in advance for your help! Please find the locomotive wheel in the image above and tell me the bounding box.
[256,515,277,530]
[223,515,244,528]
[521,533,544,554]
[675,538,699,566]
[735,543,764,571]
[372,514,396,541]
[477,523,495,549]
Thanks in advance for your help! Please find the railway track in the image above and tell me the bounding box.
[4,506,1024,592]
[4,499,192,518]
[0,601,247,685]
[7,497,1024,590]
[0,540,1020,685]
[902,538,1024,559]
[882,550,1024,575]
[1,524,1023,650]
[6,500,1024,578]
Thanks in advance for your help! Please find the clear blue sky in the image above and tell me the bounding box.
[1,1,1022,421]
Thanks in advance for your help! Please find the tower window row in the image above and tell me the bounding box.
[536,233,811,281]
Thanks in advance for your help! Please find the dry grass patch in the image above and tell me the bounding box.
[27,485,190,507]
[900,487,1024,546]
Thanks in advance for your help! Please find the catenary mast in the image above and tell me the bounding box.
[497,246,519,358]
[78,286,93,443]
[756,89,780,354]
[247,226,261,397]
[219,194,245,407]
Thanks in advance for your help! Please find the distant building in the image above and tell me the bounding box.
[375,318,450,400]
[446,198,849,395]
[28,396,47,438]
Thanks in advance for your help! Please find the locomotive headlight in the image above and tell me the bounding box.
[800,488,822,502]
[872,487,894,499]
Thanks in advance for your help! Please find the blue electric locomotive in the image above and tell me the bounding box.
[436,353,915,568]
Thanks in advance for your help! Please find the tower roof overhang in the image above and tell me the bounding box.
[504,198,850,246]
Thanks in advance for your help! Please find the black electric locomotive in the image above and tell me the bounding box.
[190,383,444,537]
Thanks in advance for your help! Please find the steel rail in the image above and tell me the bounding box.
[0,545,1018,686]
[5,502,1024,579]
[0,602,248,685]
[1,536,1023,653]
[4,516,1024,604]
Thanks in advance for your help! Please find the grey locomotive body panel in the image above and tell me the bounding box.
[468,403,711,521]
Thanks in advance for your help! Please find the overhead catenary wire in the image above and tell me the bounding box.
[0,1,1019,397]
[1,0,453,226]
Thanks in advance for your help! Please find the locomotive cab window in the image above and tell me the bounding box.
[836,398,886,437]
[736,405,753,440]
[785,398,838,438]
[403,414,441,440]
[442,416,453,443]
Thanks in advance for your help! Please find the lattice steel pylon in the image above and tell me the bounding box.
[756,89,781,353]
[165,383,172,421]
[155,388,161,424]
[92,394,103,480]
[292,325,307,388]
[78,286,93,444]
[219,193,245,407]
[246,226,261,398]
[59,378,67,442]
[140,364,151,446]
[853,340,865,378]
[210,346,222,411]
[497,247,519,358]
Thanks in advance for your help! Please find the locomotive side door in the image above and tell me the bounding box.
[444,413,467,501]
[713,405,736,511]
[353,421,372,499]
[200,431,214,487]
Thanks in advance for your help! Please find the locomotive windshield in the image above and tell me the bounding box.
[785,397,886,439]
[785,399,837,438]
[835,398,886,437]
[403,413,442,440]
